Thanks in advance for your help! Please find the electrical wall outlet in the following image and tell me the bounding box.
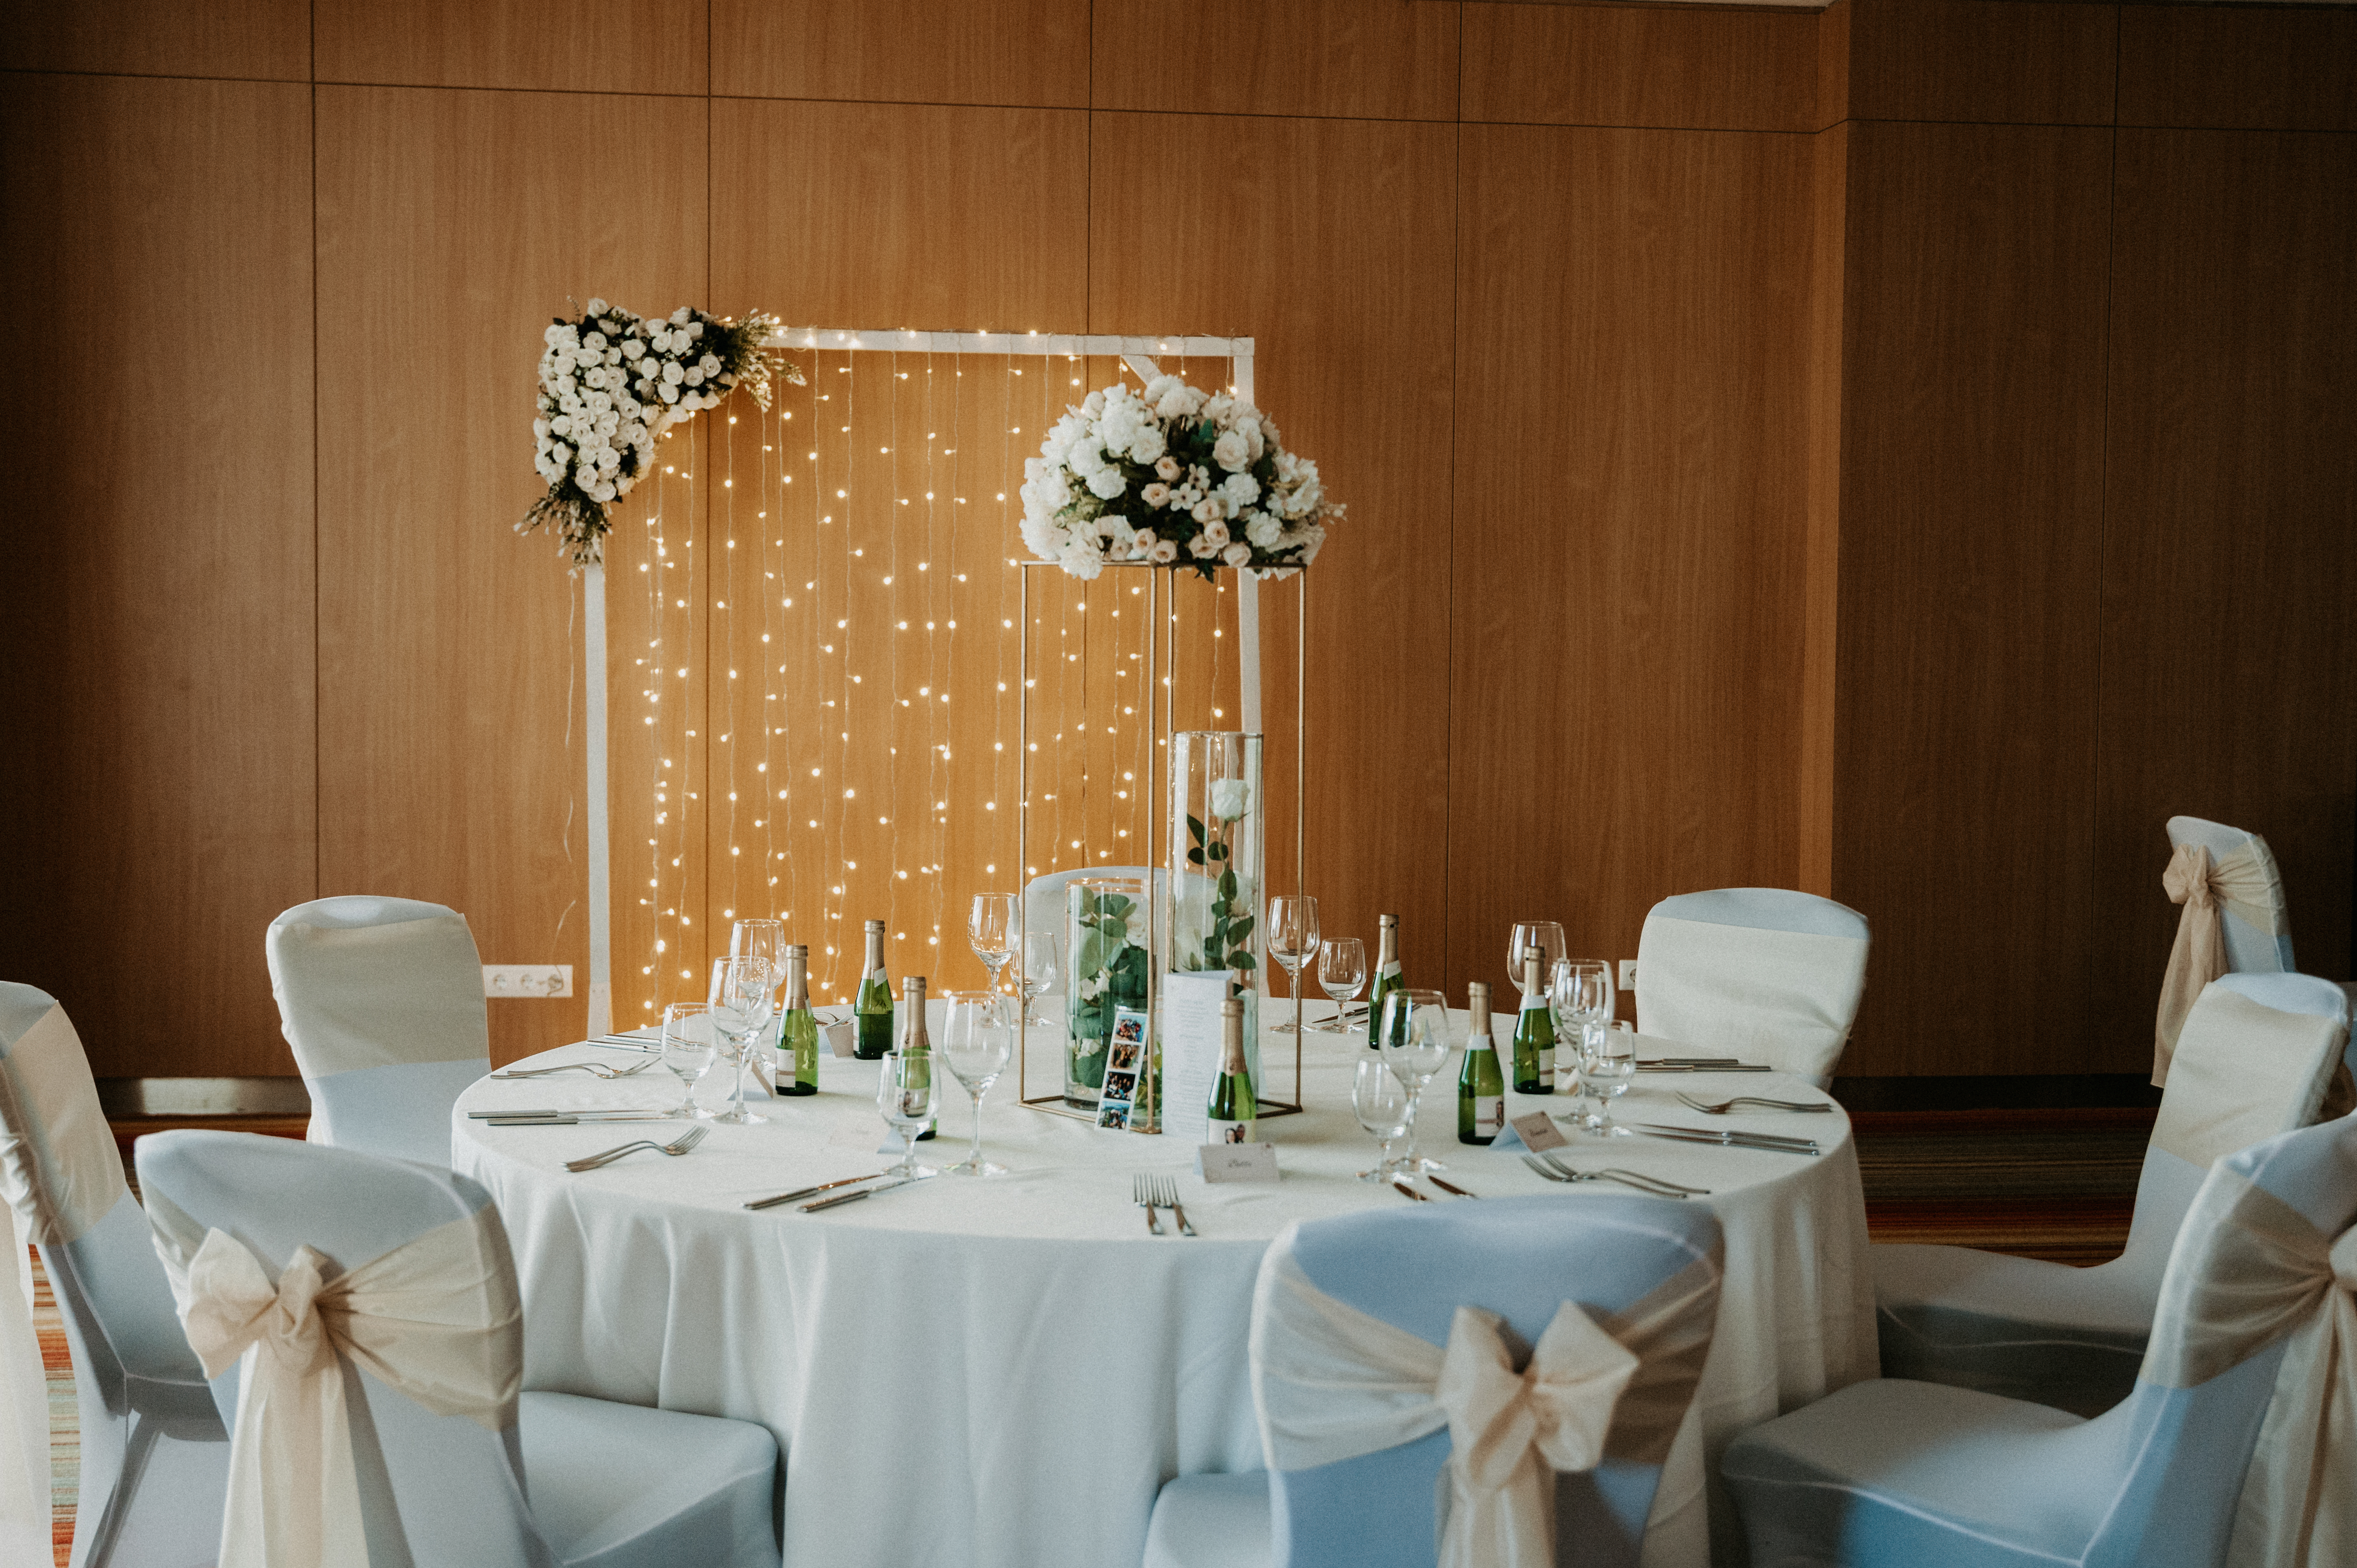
[484,965,573,999]
[1619,960,1638,992]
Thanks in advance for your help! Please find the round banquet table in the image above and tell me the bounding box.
[451,1013,1875,1568]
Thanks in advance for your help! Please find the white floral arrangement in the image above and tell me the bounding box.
[518,299,803,568]
[1019,375,1342,581]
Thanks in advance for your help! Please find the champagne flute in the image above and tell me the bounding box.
[967,893,1018,1001]
[659,1002,718,1119]
[731,918,787,1067]
[1551,959,1615,1122]
[708,954,775,1126]
[1266,895,1320,1036]
[1352,1056,1411,1181]
[1018,928,1061,1026]
[938,991,1012,1176]
[1506,922,1567,998]
[876,1051,941,1180]
[1316,937,1367,1032]
[1380,988,1453,1173]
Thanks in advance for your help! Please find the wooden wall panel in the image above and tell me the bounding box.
[317,0,703,94]
[1832,122,2113,1076]
[711,100,1087,330]
[0,0,308,79]
[2118,5,2357,133]
[713,0,1087,107]
[1461,2,1818,133]
[1092,0,1460,122]
[2093,129,2357,1048]
[315,86,710,1066]
[1845,0,2115,126]
[1799,121,1849,897]
[0,76,315,1076]
[1453,123,1813,998]
[1090,113,1458,987]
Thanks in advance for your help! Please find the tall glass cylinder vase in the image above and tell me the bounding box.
[1064,876,1150,1112]
[1168,732,1265,1091]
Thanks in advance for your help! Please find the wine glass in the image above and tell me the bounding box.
[1266,896,1320,1035]
[1315,937,1367,1032]
[967,893,1018,1000]
[876,1050,941,1180]
[1379,988,1453,1173]
[1018,928,1061,1026]
[1551,959,1615,1118]
[1506,922,1567,997]
[1585,1022,1638,1137]
[1352,1056,1411,1181]
[659,1002,718,1119]
[731,917,787,1067]
[708,954,775,1126]
[938,991,1011,1177]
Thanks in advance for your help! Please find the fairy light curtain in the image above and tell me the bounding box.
[601,333,1275,1018]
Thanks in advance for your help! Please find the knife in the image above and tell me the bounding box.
[1428,1175,1478,1199]
[746,1173,888,1211]
[803,1176,917,1212]
[1389,1175,1432,1202]
[1636,1064,1774,1074]
[481,1112,678,1126]
[1633,1123,1821,1154]
[1638,1057,1741,1066]
[1635,1120,1820,1147]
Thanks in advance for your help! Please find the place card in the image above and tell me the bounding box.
[1199,1142,1278,1183]
[1505,1110,1568,1152]
[822,1017,857,1058]
[1159,971,1234,1147]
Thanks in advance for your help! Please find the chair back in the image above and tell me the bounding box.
[2165,816,2294,974]
[2118,973,2350,1291]
[1258,1195,1723,1568]
[1634,889,1869,1088]
[134,1128,553,1568]
[0,985,209,1416]
[267,896,489,1165]
[2078,1112,2357,1568]
[1023,867,1167,940]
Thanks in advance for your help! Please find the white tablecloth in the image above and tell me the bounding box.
[452,1015,1875,1568]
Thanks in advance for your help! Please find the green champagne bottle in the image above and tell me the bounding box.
[1365,913,1402,1051]
[855,919,893,1060]
[777,943,819,1096]
[900,973,937,1140]
[1457,980,1504,1144]
[1511,948,1555,1095]
[1206,997,1257,1144]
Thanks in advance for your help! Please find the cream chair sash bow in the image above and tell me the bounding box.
[2142,1166,2354,1568]
[2155,841,2285,1087]
[153,1208,522,1568]
[1253,1243,1719,1568]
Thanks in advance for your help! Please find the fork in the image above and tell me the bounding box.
[1520,1154,1708,1199]
[1537,1149,1711,1193]
[1675,1092,1834,1115]
[1133,1173,1163,1235]
[564,1124,708,1172]
[495,1061,631,1080]
[1150,1176,1197,1237]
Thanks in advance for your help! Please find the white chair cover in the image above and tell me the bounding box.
[267,895,490,1165]
[2155,833,2288,1085]
[1635,889,1870,1089]
[1874,973,2348,1416]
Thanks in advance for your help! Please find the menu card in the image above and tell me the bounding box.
[1159,971,1234,1148]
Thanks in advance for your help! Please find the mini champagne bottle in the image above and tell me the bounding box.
[1365,913,1403,1051]
[1457,980,1504,1144]
[900,974,937,1140]
[1206,996,1257,1144]
[777,944,819,1097]
[854,920,893,1060]
[1511,948,1556,1095]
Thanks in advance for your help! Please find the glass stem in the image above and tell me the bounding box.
[969,1091,985,1168]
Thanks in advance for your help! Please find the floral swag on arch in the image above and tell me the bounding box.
[1020,375,1343,581]
[517,297,804,569]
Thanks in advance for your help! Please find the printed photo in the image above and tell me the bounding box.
[1096,1101,1130,1130]
[1109,1039,1142,1072]
[1102,1071,1137,1104]
[1222,1123,1250,1145]
[1111,1011,1148,1046]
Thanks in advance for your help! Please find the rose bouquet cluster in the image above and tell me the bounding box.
[518,298,803,568]
[1019,375,1341,581]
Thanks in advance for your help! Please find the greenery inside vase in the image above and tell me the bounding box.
[1066,883,1148,1106]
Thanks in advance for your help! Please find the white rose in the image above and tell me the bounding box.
[621,339,644,360]
[1081,390,1106,417]
[1187,532,1220,559]
[1246,512,1282,548]
[1221,541,1252,569]
[586,297,609,316]
[687,320,703,337]
[543,324,565,347]
[1084,466,1126,500]
[700,353,721,376]
[1125,426,1166,465]
[1156,384,1204,420]
[1210,778,1251,820]
[1057,538,1106,580]
[1147,538,1179,564]
[670,308,691,325]
[1200,518,1230,548]
[662,361,684,385]
[1155,455,1182,481]
[659,383,679,404]
[1205,394,1234,423]
[685,368,704,386]
[1220,473,1260,508]
[1143,373,1180,403]
[1212,430,1250,471]
[584,331,607,352]
[550,442,571,465]
[1191,498,1222,525]
[1140,482,1170,507]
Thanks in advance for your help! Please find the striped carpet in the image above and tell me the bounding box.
[29,1107,2153,1558]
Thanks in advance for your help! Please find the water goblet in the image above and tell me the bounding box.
[876,1050,941,1180]
[1585,1022,1637,1137]
[1550,959,1615,1126]
[708,954,775,1126]
[1352,1056,1411,1180]
[1315,937,1366,1032]
[1379,988,1453,1173]
[967,893,1018,1001]
[1267,896,1320,1035]
[938,991,1011,1177]
[1018,929,1061,1025]
[1506,922,1567,998]
[659,1002,718,1119]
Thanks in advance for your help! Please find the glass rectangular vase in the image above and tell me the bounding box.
[1065,876,1151,1112]
[1167,732,1264,1090]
